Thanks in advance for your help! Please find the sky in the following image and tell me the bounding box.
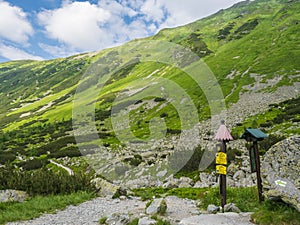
[0,0,244,62]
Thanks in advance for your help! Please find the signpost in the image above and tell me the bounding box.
[214,121,233,212]
[241,128,268,203]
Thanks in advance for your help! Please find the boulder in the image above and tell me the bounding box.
[138,217,157,225]
[178,177,193,188]
[224,203,241,213]
[261,135,300,211]
[233,170,246,181]
[193,181,209,188]
[227,163,240,177]
[146,198,167,215]
[91,177,120,197]
[0,189,29,203]
[105,213,130,225]
[207,204,220,214]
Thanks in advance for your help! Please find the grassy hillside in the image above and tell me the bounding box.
[0,0,299,186]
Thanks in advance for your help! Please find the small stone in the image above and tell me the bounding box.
[138,217,157,225]
[207,204,220,214]
[106,213,130,225]
[224,203,241,213]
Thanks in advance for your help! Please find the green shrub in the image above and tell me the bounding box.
[18,158,49,170]
[0,166,94,196]
[48,146,82,159]
[0,152,16,164]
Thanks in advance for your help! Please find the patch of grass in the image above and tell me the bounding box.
[199,186,260,212]
[127,218,139,225]
[133,187,260,212]
[98,216,107,224]
[0,191,95,225]
[251,200,300,225]
[133,187,216,202]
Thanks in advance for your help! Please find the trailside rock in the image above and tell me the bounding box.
[138,217,157,225]
[207,204,220,214]
[179,212,254,225]
[261,135,300,212]
[91,177,120,197]
[146,198,167,215]
[0,190,29,203]
[224,203,241,213]
[105,213,130,225]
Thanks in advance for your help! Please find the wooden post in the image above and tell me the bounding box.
[253,141,264,203]
[220,141,227,212]
[215,121,233,212]
[241,128,267,203]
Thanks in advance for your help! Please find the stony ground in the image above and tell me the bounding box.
[7,196,254,225]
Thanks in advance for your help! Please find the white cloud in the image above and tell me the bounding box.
[37,0,160,56]
[38,1,112,52]
[140,0,166,23]
[0,43,43,61]
[0,1,33,44]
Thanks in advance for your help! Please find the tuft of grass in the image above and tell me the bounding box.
[98,216,107,224]
[150,215,171,225]
[127,218,139,225]
[0,191,95,225]
[251,200,300,225]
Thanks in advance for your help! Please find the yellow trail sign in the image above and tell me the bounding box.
[216,152,227,165]
[216,165,227,175]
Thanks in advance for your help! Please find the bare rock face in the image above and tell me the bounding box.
[261,135,300,212]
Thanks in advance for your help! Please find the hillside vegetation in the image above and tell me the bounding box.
[0,0,299,194]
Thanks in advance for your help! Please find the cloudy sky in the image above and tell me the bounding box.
[0,0,244,62]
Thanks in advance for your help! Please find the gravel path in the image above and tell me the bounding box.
[6,196,254,225]
[7,197,146,225]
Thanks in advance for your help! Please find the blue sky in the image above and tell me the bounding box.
[0,0,243,62]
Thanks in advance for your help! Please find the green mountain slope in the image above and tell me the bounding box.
[0,0,299,171]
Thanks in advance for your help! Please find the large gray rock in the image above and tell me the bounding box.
[261,135,300,211]
[0,189,29,203]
